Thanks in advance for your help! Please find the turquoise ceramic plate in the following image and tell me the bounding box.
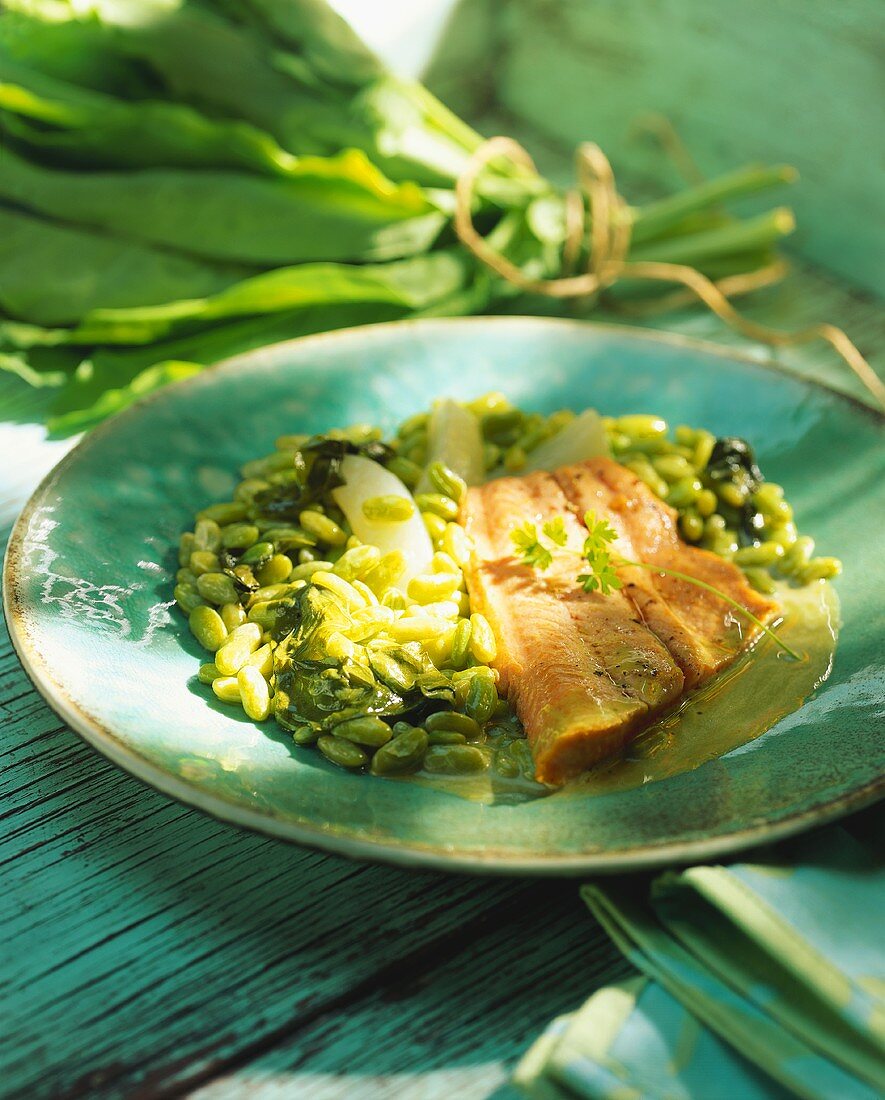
[4,319,883,874]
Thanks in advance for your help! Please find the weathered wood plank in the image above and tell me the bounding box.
[189,885,628,1100]
[0,645,521,1098]
[1,606,616,1100]
[456,0,885,295]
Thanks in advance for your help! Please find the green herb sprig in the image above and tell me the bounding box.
[511,511,800,660]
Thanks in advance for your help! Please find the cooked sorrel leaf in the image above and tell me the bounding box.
[254,434,395,520]
[707,436,764,488]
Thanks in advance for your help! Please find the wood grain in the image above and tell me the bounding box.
[441,0,885,296]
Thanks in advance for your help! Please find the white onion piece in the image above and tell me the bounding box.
[520,408,609,473]
[416,398,485,493]
[332,455,433,583]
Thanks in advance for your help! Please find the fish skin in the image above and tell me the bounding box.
[463,470,684,785]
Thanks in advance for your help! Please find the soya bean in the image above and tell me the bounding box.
[752,482,784,515]
[244,643,273,678]
[197,501,248,525]
[176,567,198,586]
[666,477,702,508]
[449,618,472,669]
[257,553,294,586]
[423,744,487,775]
[695,489,718,517]
[625,459,669,499]
[196,571,240,606]
[768,523,798,549]
[311,571,367,611]
[798,556,842,582]
[421,511,448,542]
[214,622,262,674]
[362,550,407,595]
[289,559,335,581]
[780,536,815,576]
[248,583,294,605]
[465,669,497,723]
[679,510,704,543]
[234,478,269,504]
[317,735,368,769]
[733,541,785,567]
[428,730,467,745]
[221,523,260,550]
[386,456,423,489]
[178,532,196,567]
[237,665,272,721]
[743,567,777,595]
[333,715,393,748]
[189,606,228,652]
[239,541,274,566]
[716,481,749,509]
[616,415,667,438]
[425,711,482,739]
[692,431,716,471]
[299,510,347,546]
[408,572,461,604]
[211,676,241,703]
[198,662,220,684]
[361,495,416,523]
[653,454,695,482]
[381,587,407,611]
[174,584,206,615]
[194,518,222,553]
[431,551,460,574]
[388,616,450,643]
[468,613,497,664]
[427,462,467,503]
[190,550,221,576]
[414,493,459,521]
[442,522,472,566]
[333,544,382,581]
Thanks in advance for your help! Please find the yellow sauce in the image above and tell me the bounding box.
[407,581,840,805]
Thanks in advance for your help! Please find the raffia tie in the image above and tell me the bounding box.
[453,136,885,410]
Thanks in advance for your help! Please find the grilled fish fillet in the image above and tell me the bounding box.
[463,471,684,784]
[462,459,780,785]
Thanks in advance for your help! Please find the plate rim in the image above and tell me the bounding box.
[4,316,883,875]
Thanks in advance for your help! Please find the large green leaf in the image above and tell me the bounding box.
[0,144,443,264]
[0,207,247,325]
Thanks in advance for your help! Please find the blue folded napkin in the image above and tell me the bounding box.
[515,823,885,1099]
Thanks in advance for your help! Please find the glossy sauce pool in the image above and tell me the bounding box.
[405,581,840,804]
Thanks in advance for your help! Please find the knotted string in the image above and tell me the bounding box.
[454,136,885,410]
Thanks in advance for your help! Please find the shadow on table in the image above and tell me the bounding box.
[1,608,628,1099]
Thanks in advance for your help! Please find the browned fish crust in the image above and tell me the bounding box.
[463,458,780,785]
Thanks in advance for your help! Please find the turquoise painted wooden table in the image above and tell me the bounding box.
[3,3,884,1092]
[0,380,634,1098]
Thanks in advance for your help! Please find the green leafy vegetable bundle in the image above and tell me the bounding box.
[0,0,796,433]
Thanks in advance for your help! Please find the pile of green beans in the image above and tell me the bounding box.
[174,410,535,781]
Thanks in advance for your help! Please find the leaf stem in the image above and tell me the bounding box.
[630,164,797,243]
[622,558,802,660]
[628,207,795,267]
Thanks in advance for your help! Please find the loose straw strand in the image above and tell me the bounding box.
[454,136,885,410]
